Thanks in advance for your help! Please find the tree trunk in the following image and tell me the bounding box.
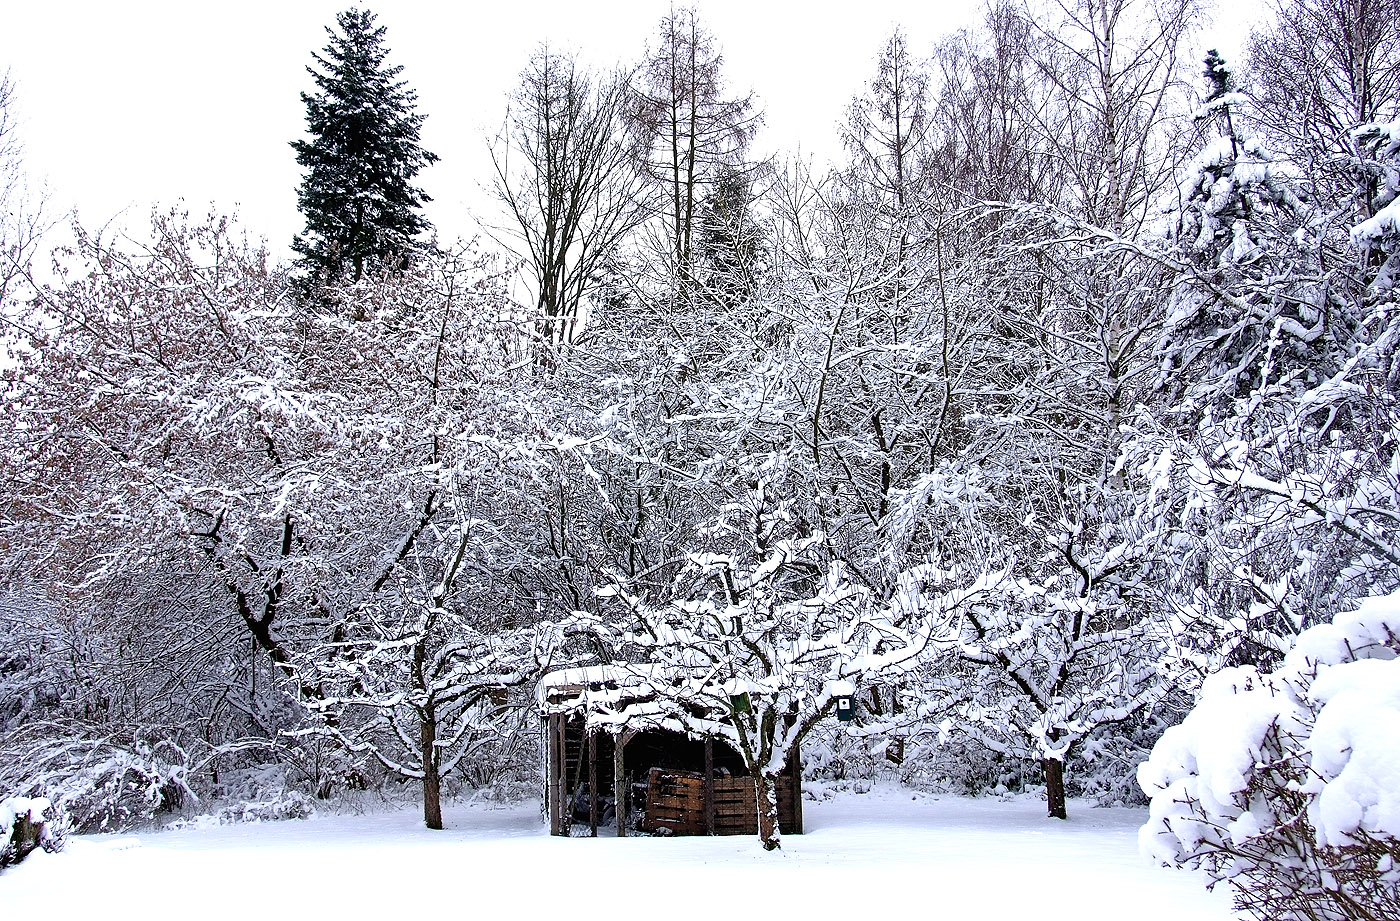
[754,771,782,850]
[613,731,631,838]
[4,812,43,866]
[1044,757,1067,820]
[421,711,443,830]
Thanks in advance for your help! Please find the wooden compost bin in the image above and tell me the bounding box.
[641,767,801,836]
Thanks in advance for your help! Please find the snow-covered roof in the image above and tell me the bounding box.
[535,663,678,709]
[535,663,738,738]
[538,663,667,690]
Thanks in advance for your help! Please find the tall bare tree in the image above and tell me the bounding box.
[0,71,47,311]
[1037,0,1197,229]
[843,29,930,214]
[1249,0,1400,219]
[630,7,763,288]
[926,1,1055,208]
[492,49,647,349]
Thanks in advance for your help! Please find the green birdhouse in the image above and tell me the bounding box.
[835,695,855,722]
[730,692,751,713]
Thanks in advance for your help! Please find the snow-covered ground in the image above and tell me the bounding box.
[5,787,1235,920]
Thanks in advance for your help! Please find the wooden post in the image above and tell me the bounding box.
[614,730,633,837]
[703,737,716,835]
[790,750,804,835]
[555,712,569,835]
[588,731,599,837]
[547,712,560,835]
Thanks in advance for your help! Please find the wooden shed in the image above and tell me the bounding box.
[538,666,803,838]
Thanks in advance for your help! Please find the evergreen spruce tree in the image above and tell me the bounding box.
[291,8,438,284]
[1160,49,1308,405]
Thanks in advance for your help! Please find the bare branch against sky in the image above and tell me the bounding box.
[0,0,1262,255]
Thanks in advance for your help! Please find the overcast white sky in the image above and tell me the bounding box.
[1,0,1267,260]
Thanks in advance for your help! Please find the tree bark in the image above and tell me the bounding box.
[5,812,42,865]
[1044,757,1067,820]
[754,771,782,850]
[421,711,443,830]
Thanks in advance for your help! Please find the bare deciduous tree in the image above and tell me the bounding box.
[0,70,48,312]
[630,7,763,288]
[1249,0,1400,212]
[492,49,648,350]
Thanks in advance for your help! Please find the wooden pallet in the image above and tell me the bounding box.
[712,775,799,835]
[640,768,707,835]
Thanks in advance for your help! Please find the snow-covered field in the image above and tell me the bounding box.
[5,788,1235,920]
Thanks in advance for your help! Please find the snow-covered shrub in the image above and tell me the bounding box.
[800,725,896,786]
[1353,121,1400,294]
[166,790,316,831]
[0,723,196,833]
[1,796,67,868]
[217,790,315,824]
[1138,591,1400,920]
[803,718,1044,798]
[1069,711,1180,808]
[899,736,1034,796]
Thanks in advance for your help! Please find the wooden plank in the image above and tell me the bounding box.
[546,714,556,835]
[715,775,757,835]
[713,788,755,798]
[614,731,629,837]
[709,776,800,836]
[556,715,569,835]
[623,768,802,838]
[650,784,703,796]
[548,713,563,836]
[704,738,715,836]
[642,767,707,835]
[649,783,705,800]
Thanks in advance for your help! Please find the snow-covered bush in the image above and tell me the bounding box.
[0,723,196,833]
[1069,708,1189,807]
[215,790,315,824]
[165,791,316,831]
[1138,591,1400,920]
[1,796,67,868]
[800,724,920,788]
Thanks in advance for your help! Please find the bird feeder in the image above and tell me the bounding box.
[830,679,857,723]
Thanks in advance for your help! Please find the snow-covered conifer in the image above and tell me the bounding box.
[291,8,439,284]
[1353,120,1400,294]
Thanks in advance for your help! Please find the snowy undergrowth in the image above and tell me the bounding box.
[3,786,1233,921]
